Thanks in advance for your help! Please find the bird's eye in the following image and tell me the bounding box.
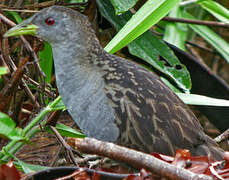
[45,17,55,26]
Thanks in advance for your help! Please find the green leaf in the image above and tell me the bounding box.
[0,112,25,141]
[182,11,229,63]
[129,33,191,91]
[5,11,22,24]
[15,159,48,173]
[110,0,138,14]
[177,93,229,106]
[0,67,8,76]
[198,0,229,23]
[0,96,63,161]
[161,77,181,93]
[102,0,180,53]
[45,123,86,138]
[97,0,191,91]
[163,5,187,51]
[7,153,49,173]
[39,42,53,83]
[0,112,16,137]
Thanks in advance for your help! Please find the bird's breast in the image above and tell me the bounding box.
[54,60,120,142]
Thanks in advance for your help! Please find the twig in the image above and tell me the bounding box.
[21,166,135,180]
[1,39,41,110]
[0,11,48,109]
[0,1,88,11]
[50,126,82,166]
[0,12,45,76]
[214,128,229,143]
[0,8,38,13]
[0,57,28,112]
[186,41,214,53]
[75,138,213,180]
[76,155,100,164]
[162,16,229,28]
[20,78,41,110]
[22,75,55,97]
[56,169,87,180]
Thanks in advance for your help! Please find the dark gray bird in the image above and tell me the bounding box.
[4,6,223,159]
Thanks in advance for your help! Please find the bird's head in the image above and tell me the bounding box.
[4,6,89,45]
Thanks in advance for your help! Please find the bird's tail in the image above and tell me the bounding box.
[195,135,224,160]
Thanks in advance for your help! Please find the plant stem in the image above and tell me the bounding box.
[0,96,63,161]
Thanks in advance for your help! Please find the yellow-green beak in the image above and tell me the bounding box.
[4,24,38,37]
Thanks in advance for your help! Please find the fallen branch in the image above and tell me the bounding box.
[75,138,213,180]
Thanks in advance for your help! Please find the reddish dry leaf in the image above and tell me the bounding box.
[124,174,141,180]
[151,149,229,179]
[91,170,100,180]
[73,170,91,180]
[150,152,174,163]
[156,149,229,180]
[208,153,229,180]
[0,161,21,180]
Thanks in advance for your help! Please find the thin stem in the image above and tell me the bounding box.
[0,96,63,160]
[162,17,229,28]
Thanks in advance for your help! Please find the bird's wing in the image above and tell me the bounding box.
[102,53,209,155]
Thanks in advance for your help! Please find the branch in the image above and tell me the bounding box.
[215,128,229,143]
[75,138,213,180]
[162,17,229,28]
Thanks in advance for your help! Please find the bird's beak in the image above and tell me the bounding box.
[4,22,38,37]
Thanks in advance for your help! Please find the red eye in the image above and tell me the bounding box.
[45,17,55,25]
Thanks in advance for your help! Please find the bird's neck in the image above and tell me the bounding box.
[52,34,103,92]
[50,25,109,107]
[52,28,103,67]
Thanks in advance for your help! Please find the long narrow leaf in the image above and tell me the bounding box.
[104,0,180,54]
[177,93,229,106]
[182,12,229,63]
[164,5,187,51]
[197,0,229,23]
[39,42,53,83]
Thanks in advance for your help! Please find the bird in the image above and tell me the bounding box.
[4,5,223,160]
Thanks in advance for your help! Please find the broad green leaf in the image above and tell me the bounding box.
[161,77,181,93]
[0,112,16,137]
[129,33,191,91]
[177,93,229,106]
[182,12,229,63]
[97,0,191,91]
[0,112,25,141]
[102,0,180,54]
[45,123,85,138]
[198,0,229,23]
[39,42,53,83]
[164,5,187,51]
[110,0,138,14]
